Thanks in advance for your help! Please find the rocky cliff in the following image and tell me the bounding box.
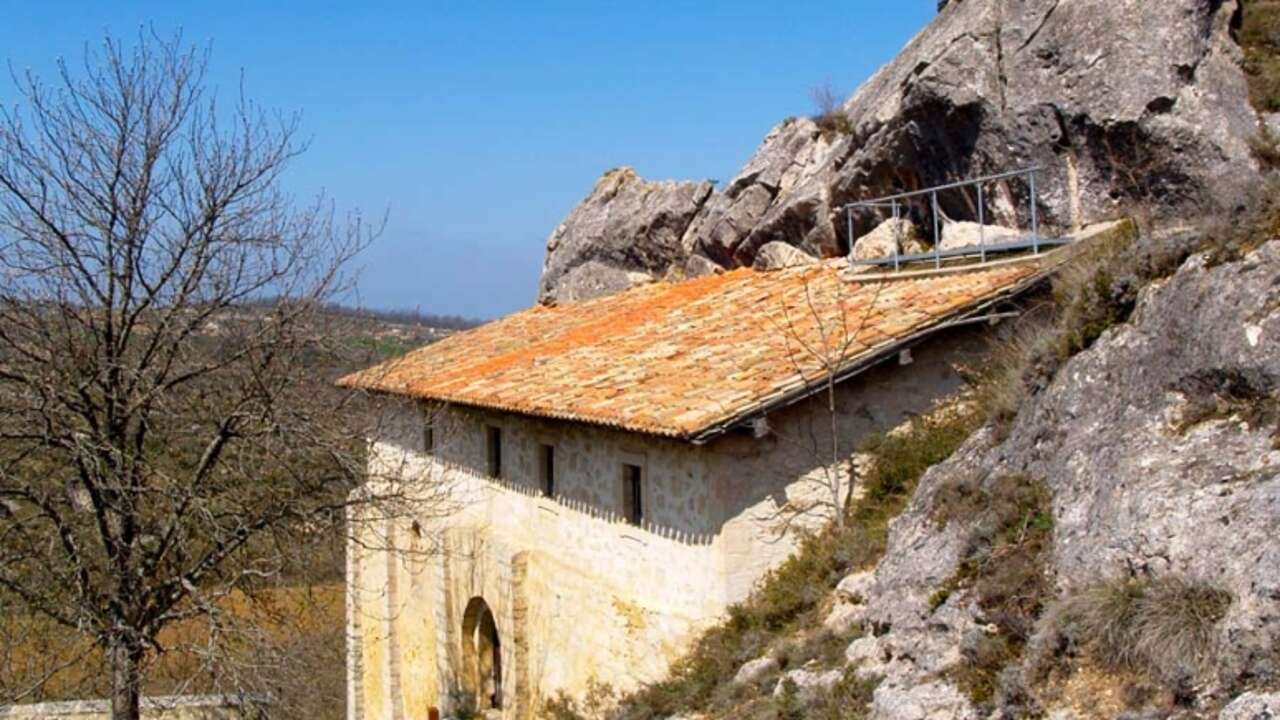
[832,236,1280,719]
[539,0,1261,304]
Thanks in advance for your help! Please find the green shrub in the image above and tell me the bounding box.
[1033,576,1233,696]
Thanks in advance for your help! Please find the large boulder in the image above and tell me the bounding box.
[537,168,713,304]
[752,241,818,271]
[539,0,1260,302]
[1220,693,1280,720]
[939,220,1022,251]
[852,218,928,260]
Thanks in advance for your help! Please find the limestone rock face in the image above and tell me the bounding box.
[938,220,1023,251]
[841,239,1280,717]
[1220,692,1280,719]
[852,218,928,260]
[537,168,713,304]
[752,241,818,271]
[539,0,1259,303]
[732,656,780,687]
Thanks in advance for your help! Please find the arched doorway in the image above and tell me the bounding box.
[461,597,502,712]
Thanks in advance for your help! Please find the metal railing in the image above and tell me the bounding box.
[844,167,1055,270]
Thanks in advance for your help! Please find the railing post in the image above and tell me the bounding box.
[846,206,854,261]
[891,200,900,271]
[1029,170,1040,254]
[931,191,941,269]
[977,183,986,264]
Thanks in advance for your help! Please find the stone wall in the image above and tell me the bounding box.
[0,696,264,720]
[348,325,991,719]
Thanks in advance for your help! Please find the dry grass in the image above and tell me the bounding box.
[1243,0,1280,112]
[0,584,346,719]
[1031,576,1233,704]
[810,82,854,138]
[965,213,1271,439]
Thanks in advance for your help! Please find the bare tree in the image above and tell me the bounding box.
[0,32,432,720]
[764,267,885,533]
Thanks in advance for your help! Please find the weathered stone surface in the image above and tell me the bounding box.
[870,681,977,720]
[844,636,885,667]
[1220,692,1280,720]
[846,239,1280,715]
[752,241,818,271]
[836,569,876,603]
[0,695,261,720]
[822,600,867,635]
[538,168,712,304]
[772,668,843,702]
[684,253,725,279]
[852,218,928,260]
[732,656,780,687]
[539,0,1260,302]
[939,221,1022,251]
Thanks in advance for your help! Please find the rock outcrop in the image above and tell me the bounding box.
[845,239,1280,718]
[539,0,1260,303]
[538,168,713,304]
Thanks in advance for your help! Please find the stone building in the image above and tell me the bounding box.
[339,255,1053,719]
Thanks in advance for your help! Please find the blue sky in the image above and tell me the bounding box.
[0,2,935,318]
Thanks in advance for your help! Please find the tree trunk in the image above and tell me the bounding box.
[108,638,143,720]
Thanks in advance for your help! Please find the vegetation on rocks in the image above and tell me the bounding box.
[809,83,854,138]
[1030,576,1234,707]
[927,474,1056,711]
[1243,0,1280,112]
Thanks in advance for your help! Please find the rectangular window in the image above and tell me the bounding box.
[486,426,502,479]
[422,416,435,453]
[538,444,555,497]
[622,463,643,526]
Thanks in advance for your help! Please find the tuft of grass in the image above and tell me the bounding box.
[1242,0,1280,113]
[1032,576,1233,701]
[809,82,854,138]
[607,409,979,720]
[541,680,619,720]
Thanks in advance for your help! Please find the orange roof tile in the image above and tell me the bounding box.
[339,257,1050,441]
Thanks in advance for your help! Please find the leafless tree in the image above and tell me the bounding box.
[0,32,443,720]
[764,267,885,533]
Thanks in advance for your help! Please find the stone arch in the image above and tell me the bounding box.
[461,596,503,712]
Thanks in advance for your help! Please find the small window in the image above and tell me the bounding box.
[486,426,503,479]
[422,415,435,453]
[538,444,555,497]
[622,464,643,526]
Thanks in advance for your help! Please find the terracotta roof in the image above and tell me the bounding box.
[339,257,1051,441]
